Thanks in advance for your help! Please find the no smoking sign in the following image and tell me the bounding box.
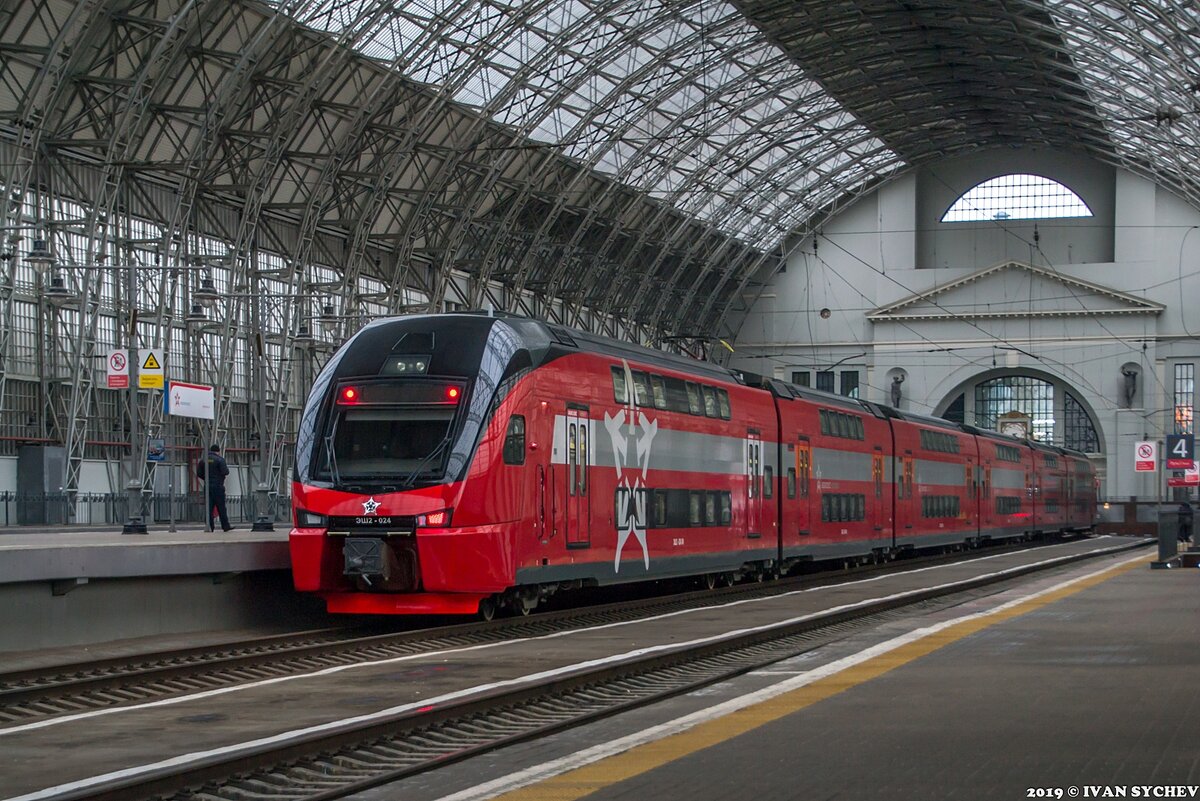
[1134,440,1157,472]
[106,348,129,388]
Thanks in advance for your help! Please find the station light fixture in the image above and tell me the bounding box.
[25,236,55,275]
[193,273,221,308]
[44,273,77,308]
[185,302,209,326]
[293,322,315,345]
[318,302,339,334]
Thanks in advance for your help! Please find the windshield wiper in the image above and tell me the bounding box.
[400,433,455,489]
[324,434,342,488]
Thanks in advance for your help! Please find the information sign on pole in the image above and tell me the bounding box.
[164,380,214,420]
[138,348,165,389]
[1134,440,1157,472]
[146,437,166,462]
[106,349,129,388]
[1167,465,1200,487]
[1165,434,1195,470]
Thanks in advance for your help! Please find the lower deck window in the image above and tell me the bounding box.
[996,496,1022,515]
[821,493,865,522]
[921,495,960,518]
[616,488,732,528]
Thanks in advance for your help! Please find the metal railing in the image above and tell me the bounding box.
[0,492,292,529]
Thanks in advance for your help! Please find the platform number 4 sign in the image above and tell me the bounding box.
[1166,434,1195,469]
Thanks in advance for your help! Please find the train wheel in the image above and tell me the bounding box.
[703,573,717,591]
[478,597,497,622]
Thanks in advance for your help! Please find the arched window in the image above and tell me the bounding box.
[941,174,1093,222]
[975,376,1056,442]
[939,374,1101,454]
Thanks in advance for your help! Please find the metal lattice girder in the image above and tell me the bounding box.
[1,0,1200,501]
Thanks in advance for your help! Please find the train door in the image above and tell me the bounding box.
[896,450,914,534]
[965,455,976,534]
[746,430,763,538]
[1026,468,1034,533]
[564,406,591,548]
[981,461,992,533]
[1065,466,1074,526]
[795,436,812,536]
[872,447,885,539]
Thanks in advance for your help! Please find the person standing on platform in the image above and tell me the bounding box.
[1177,500,1194,545]
[197,444,233,532]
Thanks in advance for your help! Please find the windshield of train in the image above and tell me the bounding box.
[321,406,456,482]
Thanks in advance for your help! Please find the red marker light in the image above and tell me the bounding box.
[419,509,452,527]
[338,386,360,404]
[446,387,460,401]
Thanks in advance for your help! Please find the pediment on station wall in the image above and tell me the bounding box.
[866,260,1164,322]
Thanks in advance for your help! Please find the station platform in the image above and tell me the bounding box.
[373,540,1197,801]
[0,526,318,654]
[0,525,290,585]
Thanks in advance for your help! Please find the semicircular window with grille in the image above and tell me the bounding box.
[941,174,1093,222]
[940,375,1100,454]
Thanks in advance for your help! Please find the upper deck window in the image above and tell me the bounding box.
[920,429,960,454]
[996,444,1023,463]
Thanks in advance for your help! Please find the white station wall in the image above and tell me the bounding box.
[733,149,1200,501]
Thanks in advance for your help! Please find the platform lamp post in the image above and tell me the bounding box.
[248,284,273,532]
[121,251,148,534]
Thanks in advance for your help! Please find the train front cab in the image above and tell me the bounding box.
[289,315,550,616]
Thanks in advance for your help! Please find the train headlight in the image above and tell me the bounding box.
[296,509,328,527]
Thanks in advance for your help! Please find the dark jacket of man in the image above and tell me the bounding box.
[196,451,230,488]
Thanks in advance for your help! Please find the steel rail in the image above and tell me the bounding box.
[0,535,1092,722]
[0,536,1073,720]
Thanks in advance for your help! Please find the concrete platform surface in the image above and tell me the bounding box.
[421,546,1199,801]
[0,527,291,584]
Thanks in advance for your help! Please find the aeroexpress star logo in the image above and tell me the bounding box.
[603,360,658,572]
[361,497,381,516]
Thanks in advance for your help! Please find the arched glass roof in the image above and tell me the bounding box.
[271,0,896,249]
[1,0,1200,341]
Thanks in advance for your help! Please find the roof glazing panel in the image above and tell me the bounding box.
[267,0,897,248]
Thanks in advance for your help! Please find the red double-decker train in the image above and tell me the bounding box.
[289,314,1097,617]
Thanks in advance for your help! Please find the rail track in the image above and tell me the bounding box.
[0,536,1075,726]
[9,535,1149,801]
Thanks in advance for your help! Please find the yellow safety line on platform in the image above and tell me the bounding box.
[492,554,1150,801]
